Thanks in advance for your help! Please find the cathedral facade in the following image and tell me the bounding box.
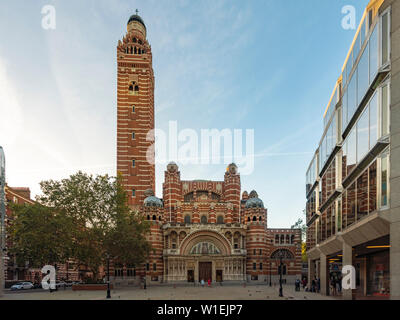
[116,13,301,284]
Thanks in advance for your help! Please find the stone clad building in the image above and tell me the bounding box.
[115,13,302,284]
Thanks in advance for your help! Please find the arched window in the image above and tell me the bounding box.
[271,249,295,260]
[247,217,250,222]
[159,216,162,221]
[130,47,133,54]
[291,235,294,244]
[184,215,191,224]
[190,242,220,255]
[134,47,137,54]
[147,215,150,220]
[275,235,279,243]
[201,215,208,224]
[152,215,156,221]
[286,235,290,244]
[134,85,139,92]
[259,216,262,222]
[280,235,284,244]
[138,39,143,45]
[129,84,133,92]
[252,216,257,221]
[217,215,224,224]
[133,37,137,43]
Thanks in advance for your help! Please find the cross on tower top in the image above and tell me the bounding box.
[136,9,139,15]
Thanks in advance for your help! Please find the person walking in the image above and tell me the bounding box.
[311,278,316,293]
[201,279,205,287]
[332,277,337,296]
[207,278,211,287]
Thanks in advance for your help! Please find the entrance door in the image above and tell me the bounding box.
[216,270,223,282]
[199,262,212,282]
[187,270,194,282]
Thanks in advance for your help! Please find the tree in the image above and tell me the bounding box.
[104,174,151,267]
[8,203,74,268]
[35,171,151,279]
[291,209,307,241]
[291,209,308,263]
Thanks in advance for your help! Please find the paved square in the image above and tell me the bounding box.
[0,284,336,300]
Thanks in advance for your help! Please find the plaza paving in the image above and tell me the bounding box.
[0,283,336,300]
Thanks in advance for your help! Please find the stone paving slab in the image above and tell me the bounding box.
[0,284,335,300]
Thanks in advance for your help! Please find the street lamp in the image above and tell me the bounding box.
[269,261,272,287]
[106,253,111,299]
[278,251,283,297]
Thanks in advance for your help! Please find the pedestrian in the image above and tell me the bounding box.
[201,279,205,287]
[337,276,342,293]
[295,279,300,291]
[207,278,211,287]
[332,277,337,296]
[302,278,307,290]
[311,278,316,293]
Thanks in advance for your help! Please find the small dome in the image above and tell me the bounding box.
[144,196,163,208]
[127,13,146,30]
[242,191,249,200]
[167,161,178,173]
[144,189,154,197]
[249,190,258,199]
[226,163,238,174]
[245,197,264,209]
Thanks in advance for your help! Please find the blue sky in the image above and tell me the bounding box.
[0,0,369,228]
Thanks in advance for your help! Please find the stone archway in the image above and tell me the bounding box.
[180,230,232,256]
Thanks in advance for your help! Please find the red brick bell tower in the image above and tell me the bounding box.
[116,11,155,207]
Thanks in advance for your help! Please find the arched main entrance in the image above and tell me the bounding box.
[163,228,246,283]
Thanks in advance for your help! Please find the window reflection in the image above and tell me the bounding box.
[357,169,369,221]
[358,44,369,105]
[381,85,389,136]
[337,198,342,232]
[342,91,348,132]
[346,182,356,228]
[382,13,389,64]
[381,155,388,207]
[348,72,357,123]
[347,128,357,175]
[370,93,378,148]
[369,161,377,213]
[357,106,369,162]
[369,25,378,83]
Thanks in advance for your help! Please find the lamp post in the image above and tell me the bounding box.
[278,251,283,297]
[269,261,272,287]
[0,147,6,298]
[106,253,111,299]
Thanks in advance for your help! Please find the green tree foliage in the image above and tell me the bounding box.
[8,203,74,268]
[9,171,151,279]
[291,209,308,263]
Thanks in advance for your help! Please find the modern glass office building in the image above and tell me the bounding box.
[306,0,399,300]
